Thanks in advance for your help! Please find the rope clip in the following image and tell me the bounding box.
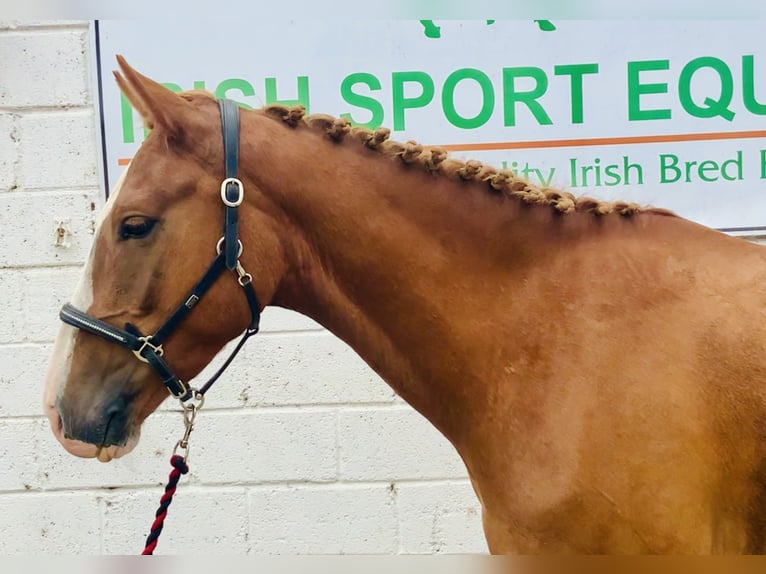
[173,391,204,462]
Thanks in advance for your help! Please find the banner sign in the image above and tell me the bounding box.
[94,20,766,233]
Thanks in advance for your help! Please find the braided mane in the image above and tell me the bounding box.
[262,104,675,218]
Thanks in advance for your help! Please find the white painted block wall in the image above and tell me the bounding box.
[0,21,487,555]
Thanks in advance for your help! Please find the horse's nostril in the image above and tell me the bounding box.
[106,393,128,417]
[102,394,131,447]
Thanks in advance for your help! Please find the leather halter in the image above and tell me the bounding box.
[59,99,261,403]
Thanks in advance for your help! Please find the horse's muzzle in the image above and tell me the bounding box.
[59,393,131,448]
[48,390,139,462]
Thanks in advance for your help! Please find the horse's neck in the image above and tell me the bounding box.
[239,116,547,443]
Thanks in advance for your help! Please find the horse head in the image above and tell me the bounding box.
[43,56,285,461]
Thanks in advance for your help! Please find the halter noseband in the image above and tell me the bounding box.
[59,99,261,403]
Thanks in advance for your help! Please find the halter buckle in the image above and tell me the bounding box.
[133,336,164,363]
[220,177,244,207]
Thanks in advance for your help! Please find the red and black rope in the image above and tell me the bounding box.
[141,454,189,555]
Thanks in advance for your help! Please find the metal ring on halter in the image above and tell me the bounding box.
[216,237,243,257]
[181,391,205,414]
[220,177,244,207]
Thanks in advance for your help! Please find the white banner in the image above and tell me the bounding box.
[94,20,766,232]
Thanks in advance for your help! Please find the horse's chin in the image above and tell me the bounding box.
[45,402,139,462]
[95,441,137,462]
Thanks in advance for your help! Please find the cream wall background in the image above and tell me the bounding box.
[0,20,486,554]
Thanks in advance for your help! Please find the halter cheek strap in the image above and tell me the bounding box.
[59,99,260,403]
[221,96,243,271]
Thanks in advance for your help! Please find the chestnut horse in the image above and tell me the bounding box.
[44,56,766,554]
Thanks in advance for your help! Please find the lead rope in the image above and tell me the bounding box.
[141,455,188,555]
[141,394,203,555]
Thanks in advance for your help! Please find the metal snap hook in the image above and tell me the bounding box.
[235,261,253,286]
[173,391,204,462]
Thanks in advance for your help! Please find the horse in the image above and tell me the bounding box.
[43,55,766,554]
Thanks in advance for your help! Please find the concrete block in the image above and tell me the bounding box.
[189,410,338,484]
[396,481,487,554]
[0,112,16,191]
[0,491,101,554]
[18,111,97,189]
[339,407,469,481]
[0,270,24,343]
[0,190,97,267]
[248,484,398,554]
[0,29,89,108]
[0,343,51,417]
[101,487,249,555]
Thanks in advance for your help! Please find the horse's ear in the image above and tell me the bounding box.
[113,55,191,137]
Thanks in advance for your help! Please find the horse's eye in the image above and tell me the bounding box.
[119,217,157,240]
